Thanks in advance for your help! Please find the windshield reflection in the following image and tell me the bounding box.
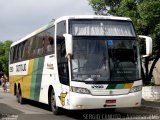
[72,38,110,81]
[71,37,141,82]
[108,40,141,81]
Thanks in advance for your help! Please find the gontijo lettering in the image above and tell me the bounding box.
[9,66,14,72]
[16,64,26,72]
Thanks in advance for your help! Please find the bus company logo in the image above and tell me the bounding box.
[59,92,67,106]
[47,63,54,69]
[91,85,104,89]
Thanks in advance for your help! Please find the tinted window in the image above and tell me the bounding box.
[70,20,136,37]
[10,47,14,63]
[57,21,66,36]
[46,27,55,54]
[11,26,55,62]
[56,21,69,85]
[57,38,69,85]
[22,40,30,59]
[18,43,25,61]
[14,45,19,62]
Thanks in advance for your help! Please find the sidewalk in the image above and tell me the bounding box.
[142,99,160,107]
[0,85,10,93]
[140,99,160,112]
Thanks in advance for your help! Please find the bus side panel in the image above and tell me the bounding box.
[9,60,34,99]
[9,61,29,96]
[9,76,15,95]
[30,57,45,101]
[9,75,22,94]
[22,59,34,99]
[39,55,61,104]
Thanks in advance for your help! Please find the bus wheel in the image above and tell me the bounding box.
[16,88,19,103]
[16,87,24,104]
[50,90,61,115]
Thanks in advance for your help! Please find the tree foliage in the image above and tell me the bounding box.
[89,0,160,84]
[0,40,13,74]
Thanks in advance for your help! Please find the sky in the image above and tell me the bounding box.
[0,0,93,42]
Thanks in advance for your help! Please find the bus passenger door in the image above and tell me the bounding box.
[57,36,70,109]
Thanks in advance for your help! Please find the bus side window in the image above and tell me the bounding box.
[44,26,55,55]
[57,20,69,85]
[12,47,16,63]
[46,36,53,53]
[14,45,19,62]
[36,32,45,56]
[29,37,36,58]
[32,35,39,56]
[22,40,30,59]
[57,38,69,85]
[10,47,14,63]
[18,43,24,61]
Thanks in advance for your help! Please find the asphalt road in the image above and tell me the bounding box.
[0,90,160,120]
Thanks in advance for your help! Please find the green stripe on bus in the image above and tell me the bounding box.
[106,83,133,89]
[34,57,45,101]
[115,84,124,89]
[106,84,117,89]
[30,58,39,99]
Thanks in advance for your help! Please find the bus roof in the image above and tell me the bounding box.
[11,15,132,47]
[54,15,131,24]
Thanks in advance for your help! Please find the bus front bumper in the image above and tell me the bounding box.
[69,91,142,110]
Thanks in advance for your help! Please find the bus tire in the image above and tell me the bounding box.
[50,89,61,115]
[16,87,24,104]
[14,84,17,96]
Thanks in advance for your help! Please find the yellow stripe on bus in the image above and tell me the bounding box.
[22,59,34,99]
[124,83,133,89]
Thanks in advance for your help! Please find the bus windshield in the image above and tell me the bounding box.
[71,37,141,82]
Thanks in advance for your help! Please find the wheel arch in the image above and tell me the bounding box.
[14,83,17,96]
[18,83,21,90]
[17,83,22,95]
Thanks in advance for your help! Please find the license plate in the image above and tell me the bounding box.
[106,100,116,105]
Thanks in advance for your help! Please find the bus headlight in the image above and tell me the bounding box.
[129,85,142,93]
[70,86,91,94]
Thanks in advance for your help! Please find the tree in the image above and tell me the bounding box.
[89,0,160,85]
[0,40,13,74]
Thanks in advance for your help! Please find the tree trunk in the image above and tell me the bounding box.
[144,57,149,85]
[148,55,160,84]
[142,55,160,85]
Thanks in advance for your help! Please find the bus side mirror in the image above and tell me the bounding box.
[138,35,152,57]
[63,34,73,57]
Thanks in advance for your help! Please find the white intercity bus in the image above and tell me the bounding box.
[9,15,152,114]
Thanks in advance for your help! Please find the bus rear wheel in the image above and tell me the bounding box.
[50,90,61,115]
[16,87,24,104]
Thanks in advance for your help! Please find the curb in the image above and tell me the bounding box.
[133,105,160,113]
